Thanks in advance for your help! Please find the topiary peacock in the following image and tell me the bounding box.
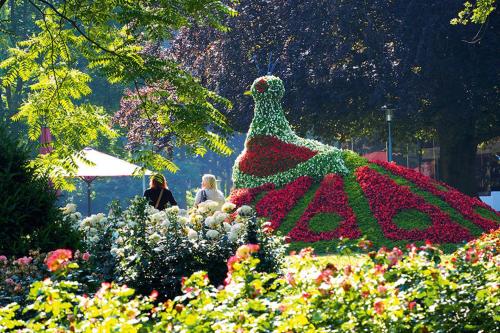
[231,76,499,252]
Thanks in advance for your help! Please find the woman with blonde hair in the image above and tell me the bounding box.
[144,174,177,210]
[194,174,225,208]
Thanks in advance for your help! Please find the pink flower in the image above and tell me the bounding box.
[0,255,7,263]
[5,278,15,286]
[374,300,385,315]
[45,249,72,272]
[14,256,33,266]
[82,252,91,261]
[150,289,159,299]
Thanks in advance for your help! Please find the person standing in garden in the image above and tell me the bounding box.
[144,174,177,210]
[194,174,226,208]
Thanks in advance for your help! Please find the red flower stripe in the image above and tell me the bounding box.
[229,183,275,207]
[239,135,317,177]
[288,174,362,242]
[256,176,314,229]
[356,166,472,243]
[375,161,499,232]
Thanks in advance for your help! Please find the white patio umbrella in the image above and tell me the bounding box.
[72,147,153,216]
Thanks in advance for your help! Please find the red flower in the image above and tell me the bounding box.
[356,166,472,243]
[288,174,362,242]
[374,161,499,232]
[374,300,385,315]
[45,249,72,272]
[256,176,313,229]
[150,290,159,299]
[229,183,275,207]
[408,301,417,311]
[239,136,318,177]
[255,79,268,93]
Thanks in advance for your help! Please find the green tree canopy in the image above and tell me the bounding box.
[0,0,237,189]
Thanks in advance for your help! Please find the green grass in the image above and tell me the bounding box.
[309,213,343,233]
[393,209,432,230]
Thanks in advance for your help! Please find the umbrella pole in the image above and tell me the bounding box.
[81,176,97,216]
[87,181,91,217]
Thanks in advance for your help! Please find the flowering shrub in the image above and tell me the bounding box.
[0,249,95,307]
[289,173,362,242]
[228,182,275,206]
[356,166,472,243]
[256,176,314,229]
[375,161,499,232]
[74,197,286,299]
[2,229,498,332]
[239,135,318,176]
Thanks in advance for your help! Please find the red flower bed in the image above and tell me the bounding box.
[375,161,499,232]
[229,183,275,207]
[288,174,362,242]
[239,135,317,177]
[356,166,472,243]
[256,176,314,230]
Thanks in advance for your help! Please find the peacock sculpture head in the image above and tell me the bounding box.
[250,75,285,102]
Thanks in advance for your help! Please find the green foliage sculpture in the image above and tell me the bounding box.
[230,75,499,252]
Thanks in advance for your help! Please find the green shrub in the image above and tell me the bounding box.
[0,128,80,255]
[74,198,286,299]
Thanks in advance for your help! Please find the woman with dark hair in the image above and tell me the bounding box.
[143,174,177,210]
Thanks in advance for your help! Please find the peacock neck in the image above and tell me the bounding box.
[247,99,296,141]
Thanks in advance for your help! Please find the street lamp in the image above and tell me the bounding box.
[381,105,394,162]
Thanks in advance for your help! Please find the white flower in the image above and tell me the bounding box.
[161,219,170,228]
[187,229,198,240]
[166,206,180,214]
[178,216,189,225]
[237,205,253,216]
[62,203,77,215]
[213,212,229,224]
[148,233,161,243]
[206,229,220,239]
[221,202,236,213]
[223,222,232,232]
[204,216,218,229]
[150,212,164,224]
[206,200,219,212]
[227,231,238,242]
[197,205,209,214]
[231,223,243,234]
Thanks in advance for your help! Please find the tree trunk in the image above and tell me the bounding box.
[437,124,478,196]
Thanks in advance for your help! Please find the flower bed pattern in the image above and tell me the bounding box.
[239,135,318,177]
[228,183,275,206]
[255,176,314,229]
[375,161,499,232]
[288,174,362,242]
[356,166,472,243]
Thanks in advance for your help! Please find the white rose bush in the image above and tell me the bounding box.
[73,197,287,299]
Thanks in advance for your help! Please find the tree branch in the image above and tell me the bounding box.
[34,0,120,56]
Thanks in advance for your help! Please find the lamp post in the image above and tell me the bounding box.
[382,105,394,162]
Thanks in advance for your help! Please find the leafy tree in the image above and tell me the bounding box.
[170,0,499,195]
[452,0,496,25]
[0,0,238,188]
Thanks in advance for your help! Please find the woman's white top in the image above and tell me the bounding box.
[194,188,226,207]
